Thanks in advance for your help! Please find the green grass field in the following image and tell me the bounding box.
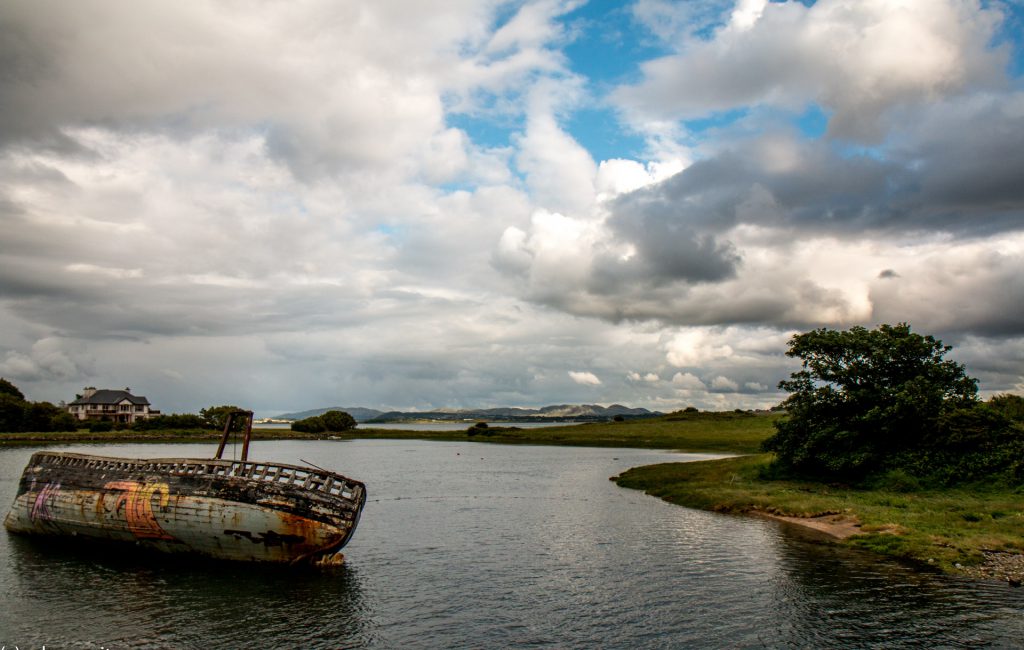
[0,411,778,451]
[351,410,777,452]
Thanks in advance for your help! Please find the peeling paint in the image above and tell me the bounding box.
[105,481,173,540]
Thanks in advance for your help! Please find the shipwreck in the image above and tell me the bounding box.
[3,410,366,565]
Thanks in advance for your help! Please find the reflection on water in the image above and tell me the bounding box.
[761,527,1024,648]
[1,440,1022,648]
[5,535,370,649]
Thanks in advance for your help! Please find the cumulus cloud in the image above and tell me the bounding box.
[595,158,686,201]
[514,77,599,215]
[0,0,583,182]
[0,338,92,383]
[710,376,739,392]
[671,372,705,390]
[615,0,1007,141]
[628,371,660,382]
[569,370,602,386]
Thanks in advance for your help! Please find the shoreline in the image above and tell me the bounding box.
[750,510,864,539]
[755,509,1024,585]
[613,454,1024,585]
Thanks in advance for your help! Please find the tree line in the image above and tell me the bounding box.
[0,383,261,433]
[0,378,77,432]
[0,380,360,436]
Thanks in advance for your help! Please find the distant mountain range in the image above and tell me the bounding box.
[273,407,385,422]
[273,404,659,423]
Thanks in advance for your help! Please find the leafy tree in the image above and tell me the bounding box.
[0,378,25,401]
[0,393,25,432]
[0,384,76,433]
[895,405,1024,484]
[19,401,76,432]
[763,323,978,480]
[291,416,326,433]
[200,405,246,431]
[988,394,1024,422]
[320,410,357,432]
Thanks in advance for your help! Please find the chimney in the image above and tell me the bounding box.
[82,387,97,399]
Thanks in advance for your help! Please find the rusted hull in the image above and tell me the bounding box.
[4,452,366,564]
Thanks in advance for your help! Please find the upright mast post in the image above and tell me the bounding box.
[213,410,254,460]
[240,410,253,461]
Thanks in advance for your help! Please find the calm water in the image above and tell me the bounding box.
[1,440,1022,648]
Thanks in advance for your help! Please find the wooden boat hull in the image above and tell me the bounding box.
[4,451,366,564]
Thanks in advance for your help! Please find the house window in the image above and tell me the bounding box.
[120,405,131,412]
[135,405,145,412]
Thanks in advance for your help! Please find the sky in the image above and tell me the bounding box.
[1,0,1023,417]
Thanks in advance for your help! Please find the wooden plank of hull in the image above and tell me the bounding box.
[3,452,366,564]
[5,491,350,563]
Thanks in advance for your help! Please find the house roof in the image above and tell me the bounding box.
[69,390,151,406]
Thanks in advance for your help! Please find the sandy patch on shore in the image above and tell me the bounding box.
[752,511,864,539]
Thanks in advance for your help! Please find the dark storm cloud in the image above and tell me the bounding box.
[608,144,905,237]
[891,94,1024,231]
[591,224,740,289]
[612,101,1024,241]
[0,9,63,148]
[870,251,1024,338]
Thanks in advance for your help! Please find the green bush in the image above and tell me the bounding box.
[133,413,209,430]
[989,393,1024,422]
[869,469,922,493]
[467,422,497,436]
[49,411,78,432]
[89,420,114,433]
[320,410,357,432]
[291,416,326,433]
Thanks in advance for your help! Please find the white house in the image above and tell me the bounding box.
[67,387,161,425]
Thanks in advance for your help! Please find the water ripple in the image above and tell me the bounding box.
[1,441,1021,648]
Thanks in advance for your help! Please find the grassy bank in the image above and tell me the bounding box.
[0,411,777,451]
[349,411,776,452]
[615,454,1024,575]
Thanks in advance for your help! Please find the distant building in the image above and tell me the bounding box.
[67,387,161,424]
